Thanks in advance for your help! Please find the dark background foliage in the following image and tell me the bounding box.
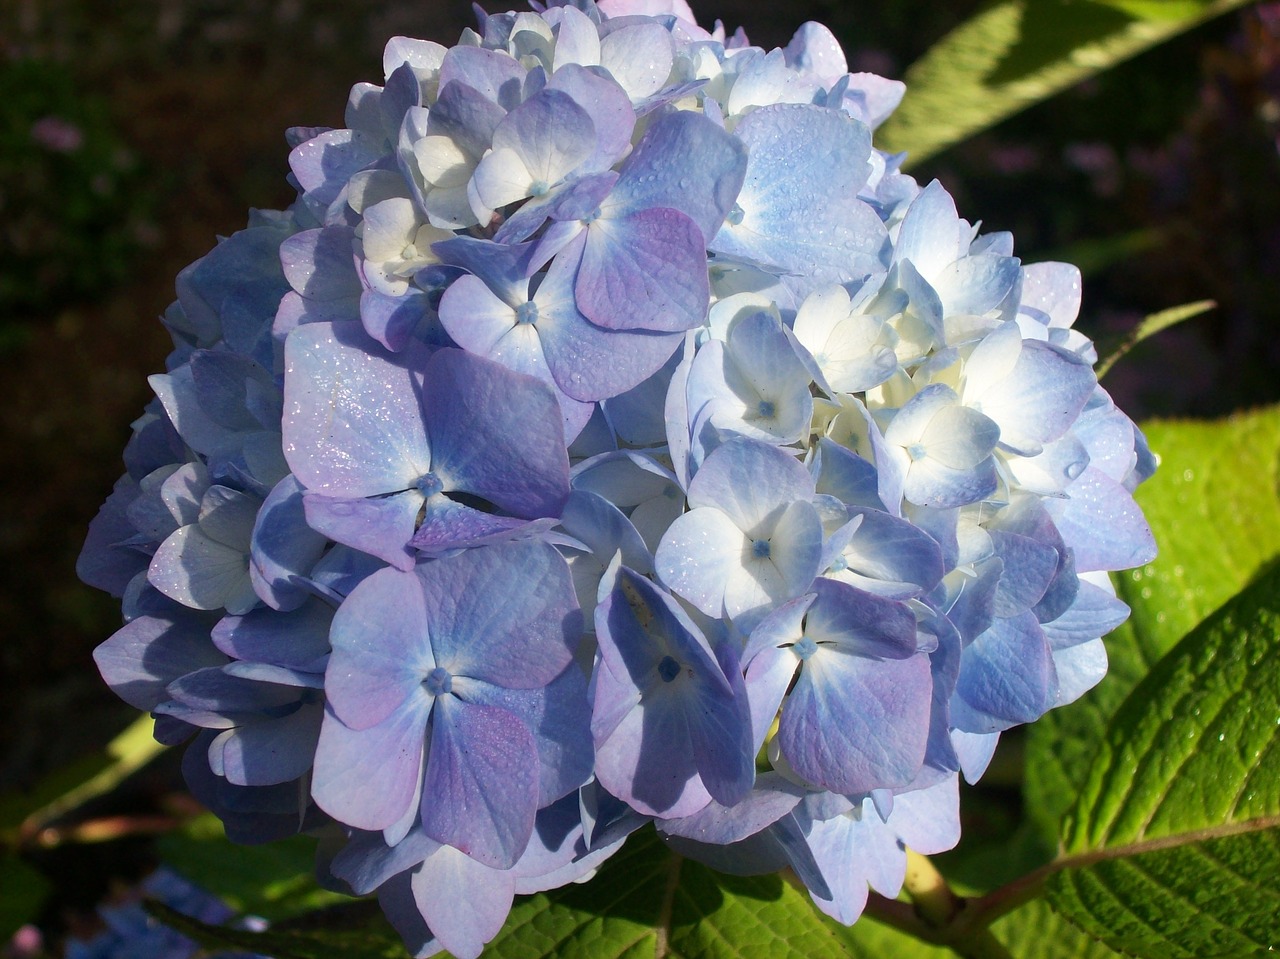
[1,0,1275,951]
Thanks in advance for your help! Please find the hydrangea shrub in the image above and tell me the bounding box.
[79,1,1157,956]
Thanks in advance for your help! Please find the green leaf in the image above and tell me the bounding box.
[877,0,1254,165]
[1089,0,1215,21]
[488,829,950,958]
[158,813,346,922]
[1024,405,1280,836]
[0,855,49,940]
[1095,300,1216,379]
[990,898,1126,959]
[149,827,952,958]
[1043,565,1280,956]
[146,900,407,959]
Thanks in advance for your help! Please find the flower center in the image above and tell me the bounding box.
[657,655,681,683]
[415,472,444,496]
[423,666,453,696]
[792,636,819,661]
[752,538,772,559]
[516,302,539,325]
[726,203,745,226]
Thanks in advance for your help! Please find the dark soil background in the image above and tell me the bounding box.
[1,0,1277,949]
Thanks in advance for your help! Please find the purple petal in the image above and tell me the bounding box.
[578,208,709,333]
[416,540,579,689]
[421,348,570,519]
[606,109,746,241]
[421,696,538,868]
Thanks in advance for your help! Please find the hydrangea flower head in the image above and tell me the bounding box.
[80,1,1156,954]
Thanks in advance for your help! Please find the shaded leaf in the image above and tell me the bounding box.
[1044,565,1280,956]
[1025,405,1280,836]
[0,855,49,940]
[146,900,406,959]
[878,0,1254,165]
[158,813,345,923]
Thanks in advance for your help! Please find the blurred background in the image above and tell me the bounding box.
[1,0,1277,951]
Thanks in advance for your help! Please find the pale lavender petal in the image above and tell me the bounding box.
[411,843,515,959]
[283,321,431,497]
[303,490,422,572]
[325,564,434,730]
[311,701,428,831]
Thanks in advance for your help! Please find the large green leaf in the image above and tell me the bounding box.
[1043,565,1280,956]
[877,0,1254,165]
[1024,405,1280,835]
[990,898,1125,959]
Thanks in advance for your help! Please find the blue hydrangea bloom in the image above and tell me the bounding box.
[80,0,1157,952]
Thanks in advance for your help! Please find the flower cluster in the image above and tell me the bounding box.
[79,1,1156,956]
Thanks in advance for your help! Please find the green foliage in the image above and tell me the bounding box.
[0,714,165,841]
[1025,405,1280,836]
[1045,564,1280,955]
[147,900,408,959]
[490,829,951,958]
[877,0,1254,165]
[157,814,345,922]
[990,898,1127,959]
[0,854,50,940]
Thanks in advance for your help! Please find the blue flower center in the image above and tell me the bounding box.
[657,655,681,683]
[752,538,771,559]
[423,667,453,696]
[516,302,539,325]
[829,555,849,573]
[726,203,745,226]
[757,399,776,419]
[415,472,444,497]
[792,636,819,661]
[583,207,601,225]
[529,180,550,197]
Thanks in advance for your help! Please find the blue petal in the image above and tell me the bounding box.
[421,349,570,519]
[606,109,746,240]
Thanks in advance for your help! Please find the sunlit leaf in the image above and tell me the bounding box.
[1044,565,1280,956]
[878,0,1255,165]
[1024,405,1280,837]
